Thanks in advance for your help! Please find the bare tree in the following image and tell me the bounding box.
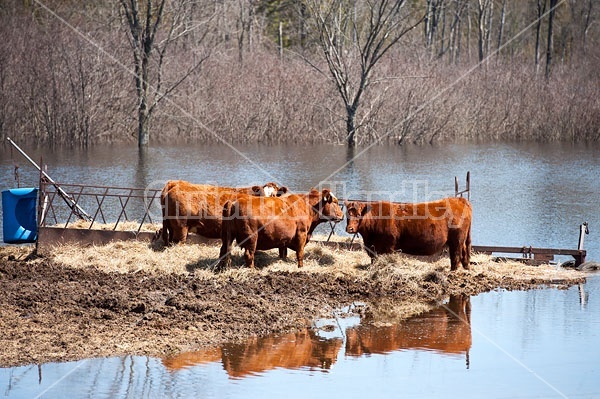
[496,0,507,55]
[476,0,492,63]
[119,0,212,148]
[236,0,258,63]
[304,0,423,146]
[535,0,546,73]
[545,0,558,79]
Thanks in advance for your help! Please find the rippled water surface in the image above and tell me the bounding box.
[2,142,598,258]
[1,142,599,398]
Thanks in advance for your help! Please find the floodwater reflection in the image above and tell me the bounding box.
[162,328,343,378]
[345,295,472,367]
[162,295,472,377]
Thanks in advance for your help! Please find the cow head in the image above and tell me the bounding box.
[251,182,286,197]
[345,201,371,234]
[314,189,344,222]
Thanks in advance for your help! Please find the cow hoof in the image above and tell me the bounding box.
[215,260,230,272]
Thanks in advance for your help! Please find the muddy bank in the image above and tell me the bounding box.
[0,244,586,367]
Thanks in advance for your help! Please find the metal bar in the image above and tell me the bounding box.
[41,188,157,200]
[65,185,87,226]
[349,233,358,246]
[46,191,59,226]
[454,172,470,199]
[7,137,92,221]
[90,188,110,229]
[137,190,159,235]
[472,245,586,257]
[327,221,337,241]
[114,189,134,228]
[37,180,154,192]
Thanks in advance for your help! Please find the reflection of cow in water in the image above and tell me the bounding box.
[345,295,472,366]
[162,328,342,378]
[162,296,472,376]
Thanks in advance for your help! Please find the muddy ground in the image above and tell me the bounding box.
[0,244,587,368]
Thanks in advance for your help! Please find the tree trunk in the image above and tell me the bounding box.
[346,105,357,147]
[138,102,150,147]
[546,0,558,79]
[535,0,546,73]
[497,0,507,55]
[477,0,485,63]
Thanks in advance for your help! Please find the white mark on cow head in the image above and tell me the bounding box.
[317,189,344,221]
[263,185,276,197]
[262,182,283,197]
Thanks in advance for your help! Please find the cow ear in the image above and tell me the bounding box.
[251,185,262,195]
[321,189,332,203]
[361,204,371,216]
[277,186,288,196]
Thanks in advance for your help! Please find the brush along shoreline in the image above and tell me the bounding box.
[0,237,587,368]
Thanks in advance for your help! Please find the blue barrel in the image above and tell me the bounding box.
[2,188,38,244]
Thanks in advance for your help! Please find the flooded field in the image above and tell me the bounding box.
[1,142,599,398]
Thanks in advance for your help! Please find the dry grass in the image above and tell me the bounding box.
[6,234,580,288]
[2,227,585,293]
[61,220,160,233]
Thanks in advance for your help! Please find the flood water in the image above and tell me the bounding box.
[1,142,598,259]
[1,142,599,398]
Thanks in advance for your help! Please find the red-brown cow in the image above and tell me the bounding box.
[219,189,344,269]
[345,197,472,271]
[159,180,286,246]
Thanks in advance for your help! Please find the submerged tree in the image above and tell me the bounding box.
[119,0,212,148]
[303,0,424,147]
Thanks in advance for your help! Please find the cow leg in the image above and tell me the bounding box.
[218,202,236,272]
[217,233,233,272]
[369,245,377,264]
[296,244,305,268]
[279,247,288,259]
[449,245,461,271]
[242,236,257,269]
[461,227,472,270]
[244,247,256,269]
[161,220,170,246]
[171,224,188,244]
[448,230,464,271]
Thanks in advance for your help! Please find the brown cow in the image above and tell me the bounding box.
[219,189,344,269]
[345,295,471,360]
[159,180,286,246]
[345,197,472,270]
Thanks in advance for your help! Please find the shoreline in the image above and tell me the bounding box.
[0,244,587,368]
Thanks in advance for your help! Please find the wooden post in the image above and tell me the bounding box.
[466,171,470,200]
[455,176,459,196]
[578,222,589,251]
